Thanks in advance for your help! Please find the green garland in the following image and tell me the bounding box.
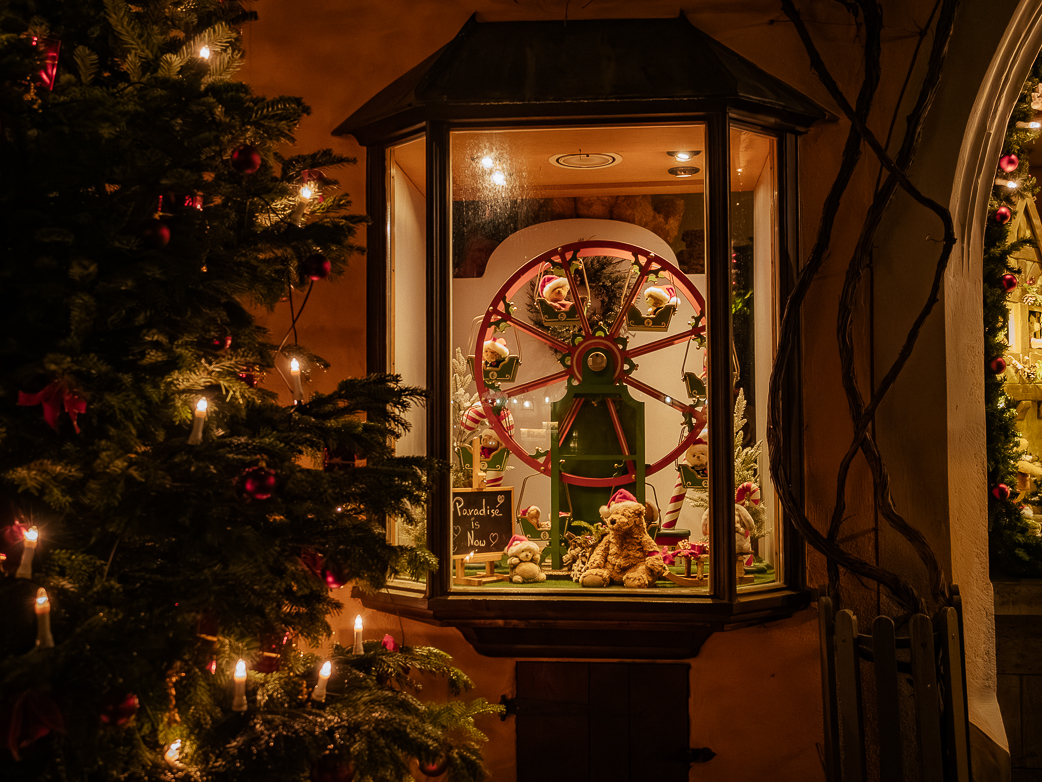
[986,55,1042,576]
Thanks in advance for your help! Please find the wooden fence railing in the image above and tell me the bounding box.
[818,588,971,781]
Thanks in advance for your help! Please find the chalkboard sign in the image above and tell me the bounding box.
[451,488,514,557]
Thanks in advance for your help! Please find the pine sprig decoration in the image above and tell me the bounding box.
[985,52,1042,576]
[0,0,496,779]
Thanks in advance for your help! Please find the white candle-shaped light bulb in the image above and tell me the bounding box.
[290,358,303,403]
[35,588,54,648]
[480,155,494,169]
[188,398,207,445]
[199,45,210,59]
[165,739,182,765]
[231,659,247,711]
[16,526,38,579]
[290,185,313,223]
[312,660,332,702]
[352,615,363,655]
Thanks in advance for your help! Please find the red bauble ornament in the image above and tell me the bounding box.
[1,690,64,760]
[999,154,1020,173]
[419,755,450,777]
[231,144,262,174]
[238,366,260,388]
[241,467,276,500]
[301,254,331,281]
[989,356,1007,374]
[995,206,1012,224]
[1001,273,1019,292]
[321,558,350,589]
[310,752,355,782]
[992,484,1011,501]
[142,219,170,249]
[99,693,139,727]
[253,630,288,674]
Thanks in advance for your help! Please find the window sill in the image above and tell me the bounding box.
[355,585,812,658]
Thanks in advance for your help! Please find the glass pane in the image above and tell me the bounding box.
[729,126,779,589]
[387,135,427,581]
[448,124,712,594]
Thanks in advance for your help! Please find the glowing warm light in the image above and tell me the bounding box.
[354,615,363,631]
[165,740,182,764]
[320,661,332,677]
[480,156,494,169]
[291,358,300,373]
[24,527,39,543]
[336,506,343,512]
[208,659,217,674]
[737,168,743,174]
[664,396,672,405]
[299,185,313,200]
[674,151,692,161]
[199,46,210,59]
[1007,180,1018,189]
[544,396,550,403]
[196,398,208,413]
[1017,121,1042,129]
[491,170,506,186]
[234,659,246,680]
[36,590,48,609]
[523,400,532,409]
[352,615,364,655]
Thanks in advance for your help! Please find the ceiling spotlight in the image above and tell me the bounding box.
[668,166,700,178]
[491,170,507,186]
[668,151,700,161]
[480,155,494,169]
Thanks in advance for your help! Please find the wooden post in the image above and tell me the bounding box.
[470,436,481,489]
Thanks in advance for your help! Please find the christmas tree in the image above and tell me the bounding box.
[0,1,497,780]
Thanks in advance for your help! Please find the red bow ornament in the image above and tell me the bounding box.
[18,381,86,433]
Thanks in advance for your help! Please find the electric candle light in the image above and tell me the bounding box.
[199,45,210,59]
[1016,121,1041,129]
[312,660,331,702]
[187,398,207,445]
[35,588,54,648]
[16,526,38,579]
[352,615,363,655]
[290,358,303,403]
[290,184,313,223]
[231,659,247,711]
[165,739,182,766]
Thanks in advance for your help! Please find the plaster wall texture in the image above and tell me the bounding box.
[242,0,1040,777]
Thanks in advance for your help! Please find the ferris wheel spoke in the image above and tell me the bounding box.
[558,398,585,446]
[606,399,632,458]
[623,375,698,416]
[562,255,593,337]
[608,252,655,340]
[493,307,572,353]
[627,327,703,359]
[501,369,570,398]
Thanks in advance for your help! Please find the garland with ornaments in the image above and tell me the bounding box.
[985,53,1042,576]
[0,1,497,779]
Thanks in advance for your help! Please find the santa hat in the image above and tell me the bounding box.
[606,488,642,511]
[540,276,568,299]
[483,338,509,359]
[645,285,678,307]
[505,534,529,553]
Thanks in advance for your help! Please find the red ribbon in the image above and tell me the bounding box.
[2,690,65,761]
[17,381,86,433]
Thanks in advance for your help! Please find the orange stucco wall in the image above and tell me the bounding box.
[243,0,1034,777]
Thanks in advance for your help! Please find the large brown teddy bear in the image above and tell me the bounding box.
[580,489,665,588]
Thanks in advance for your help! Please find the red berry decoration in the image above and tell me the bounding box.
[999,154,1019,173]
[995,206,1012,224]
[992,484,1011,501]
[211,334,233,351]
[231,144,262,174]
[238,367,260,388]
[1001,273,1019,292]
[241,466,276,500]
[301,253,331,281]
[99,693,139,727]
[989,356,1007,374]
[419,754,450,777]
[310,752,354,782]
[141,219,170,249]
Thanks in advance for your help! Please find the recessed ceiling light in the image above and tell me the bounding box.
[491,170,507,186]
[480,156,494,169]
[668,150,701,161]
[549,152,622,170]
[668,166,700,178]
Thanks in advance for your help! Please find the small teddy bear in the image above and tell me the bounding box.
[644,284,678,315]
[581,489,665,588]
[504,534,546,584]
[685,435,708,477]
[482,338,509,368]
[701,503,756,557]
[540,276,573,311]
